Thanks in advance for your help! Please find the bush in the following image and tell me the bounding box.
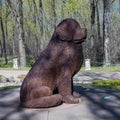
[26,56,35,67]
[0,57,13,68]
[0,56,35,68]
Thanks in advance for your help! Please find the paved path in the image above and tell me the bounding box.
[0,70,120,83]
[74,71,120,83]
[0,70,28,80]
[0,87,120,120]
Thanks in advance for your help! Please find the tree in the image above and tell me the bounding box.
[90,0,95,27]
[51,0,57,28]
[0,2,8,64]
[7,0,26,67]
[96,0,103,65]
[0,0,119,67]
[103,0,112,66]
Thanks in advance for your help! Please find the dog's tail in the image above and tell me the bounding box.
[20,94,62,108]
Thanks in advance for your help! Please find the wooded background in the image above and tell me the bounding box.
[0,0,120,67]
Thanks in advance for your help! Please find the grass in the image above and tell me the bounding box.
[81,66,120,72]
[0,57,31,70]
[0,86,20,91]
[75,79,120,91]
[0,66,120,72]
[0,57,13,68]
[0,67,30,71]
[92,79,120,90]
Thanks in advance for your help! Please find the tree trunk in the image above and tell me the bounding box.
[90,0,95,27]
[0,40,3,57]
[39,0,44,51]
[39,0,43,36]
[89,0,96,61]
[118,0,120,50]
[103,0,112,66]
[0,5,8,64]
[96,0,103,66]
[12,24,16,56]
[7,0,26,67]
[32,0,45,54]
[51,0,57,28]
[18,0,26,67]
[61,0,66,19]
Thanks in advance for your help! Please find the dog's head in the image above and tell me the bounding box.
[55,18,87,43]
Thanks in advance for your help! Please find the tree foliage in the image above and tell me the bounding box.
[0,0,120,67]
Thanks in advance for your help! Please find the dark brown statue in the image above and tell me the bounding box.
[20,18,87,108]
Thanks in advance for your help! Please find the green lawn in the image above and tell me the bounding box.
[0,66,120,72]
[0,86,20,91]
[0,67,30,71]
[92,80,120,90]
[81,66,120,72]
[75,79,120,91]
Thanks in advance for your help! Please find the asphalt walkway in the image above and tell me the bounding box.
[0,69,120,83]
[0,87,120,120]
[74,71,120,83]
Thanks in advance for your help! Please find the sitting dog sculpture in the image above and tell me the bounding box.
[20,18,87,108]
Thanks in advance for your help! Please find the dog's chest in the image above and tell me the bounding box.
[63,44,83,65]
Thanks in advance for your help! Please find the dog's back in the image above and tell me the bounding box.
[20,18,87,108]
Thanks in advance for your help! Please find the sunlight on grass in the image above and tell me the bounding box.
[0,86,20,91]
[0,67,31,71]
[75,79,120,91]
[81,66,120,72]
[92,80,120,90]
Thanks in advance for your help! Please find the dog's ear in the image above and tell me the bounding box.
[55,22,73,41]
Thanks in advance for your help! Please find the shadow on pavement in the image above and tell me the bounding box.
[0,87,120,120]
[74,86,120,120]
[0,89,40,120]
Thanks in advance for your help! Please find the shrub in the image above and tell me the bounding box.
[0,57,13,68]
[26,56,35,67]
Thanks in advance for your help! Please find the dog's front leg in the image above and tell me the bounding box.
[57,77,79,104]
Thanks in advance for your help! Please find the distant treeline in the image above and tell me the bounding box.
[0,0,120,67]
